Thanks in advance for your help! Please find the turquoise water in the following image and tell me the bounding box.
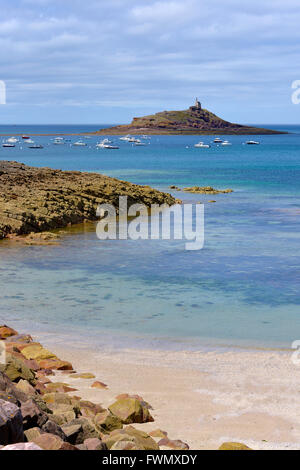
[0,124,299,350]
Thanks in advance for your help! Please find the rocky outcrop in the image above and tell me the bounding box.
[183,186,233,195]
[95,105,285,135]
[0,161,176,239]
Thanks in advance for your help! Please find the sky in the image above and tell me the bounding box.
[0,0,299,124]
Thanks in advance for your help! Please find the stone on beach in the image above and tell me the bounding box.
[21,344,57,361]
[158,437,190,450]
[0,399,24,445]
[72,373,95,379]
[219,442,253,450]
[109,397,154,424]
[91,381,107,389]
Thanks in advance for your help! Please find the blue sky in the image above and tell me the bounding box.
[0,0,299,124]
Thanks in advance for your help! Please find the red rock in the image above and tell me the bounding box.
[37,358,73,371]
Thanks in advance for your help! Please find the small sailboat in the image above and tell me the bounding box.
[22,135,30,139]
[194,141,210,148]
[213,137,223,143]
[221,140,232,146]
[73,140,87,147]
[246,140,260,145]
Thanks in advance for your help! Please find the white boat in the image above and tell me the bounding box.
[194,141,210,148]
[73,140,87,147]
[246,140,260,145]
[7,137,18,143]
[2,143,15,148]
[29,144,43,149]
[53,137,65,145]
[25,139,34,144]
[221,140,232,146]
[97,143,119,149]
[119,135,132,141]
[134,142,146,146]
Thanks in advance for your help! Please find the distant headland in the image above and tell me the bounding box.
[95,99,285,135]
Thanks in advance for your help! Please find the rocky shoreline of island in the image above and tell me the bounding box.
[0,324,253,451]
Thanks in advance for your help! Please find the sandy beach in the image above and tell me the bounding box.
[34,334,300,451]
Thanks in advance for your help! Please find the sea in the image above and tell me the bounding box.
[0,124,299,351]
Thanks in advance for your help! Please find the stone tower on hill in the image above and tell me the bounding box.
[190,98,202,112]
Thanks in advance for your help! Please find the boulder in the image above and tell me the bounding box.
[68,417,100,444]
[84,437,106,450]
[42,392,73,407]
[21,399,48,430]
[108,397,154,424]
[218,442,253,451]
[37,359,73,371]
[32,433,67,450]
[51,409,76,426]
[5,334,33,344]
[72,373,95,379]
[16,379,36,396]
[79,400,104,419]
[0,355,36,385]
[94,410,123,434]
[61,424,83,445]
[1,442,43,450]
[24,427,42,442]
[103,426,159,450]
[41,419,67,440]
[91,381,107,390]
[21,345,56,361]
[0,399,24,445]
[45,382,78,394]
[0,371,28,405]
[0,326,18,340]
[158,438,189,450]
[149,429,168,439]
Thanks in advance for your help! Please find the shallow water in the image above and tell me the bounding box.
[0,124,299,350]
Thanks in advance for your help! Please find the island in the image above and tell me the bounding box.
[95,99,284,135]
